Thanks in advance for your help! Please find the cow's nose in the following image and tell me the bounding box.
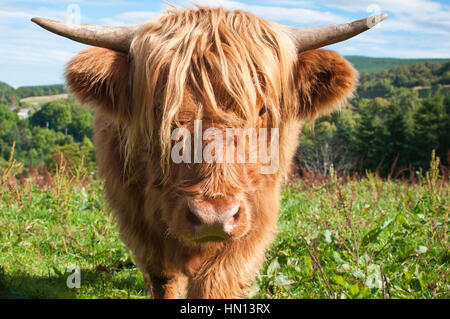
[187,199,241,241]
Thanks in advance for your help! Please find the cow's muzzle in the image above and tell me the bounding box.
[186,197,242,242]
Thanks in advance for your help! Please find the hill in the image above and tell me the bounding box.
[357,60,450,98]
[0,81,16,106]
[15,84,67,100]
[20,94,70,108]
[296,60,450,177]
[345,56,450,74]
[0,83,67,107]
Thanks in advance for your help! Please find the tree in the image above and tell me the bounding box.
[45,136,96,173]
[0,82,17,106]
[411,95,445,169]
[68,104,94,141]
[0,104,20,159]
[296,112,356,175]
[30,100,72,132]
[24,127,73,166]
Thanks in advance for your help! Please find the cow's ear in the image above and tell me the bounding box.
[65,47,131,121]
[295,49,358,119]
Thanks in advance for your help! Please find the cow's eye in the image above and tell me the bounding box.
[259,105,267,116]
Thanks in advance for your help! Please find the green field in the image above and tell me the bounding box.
[0,152,448,299]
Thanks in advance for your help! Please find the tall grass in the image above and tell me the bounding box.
[0,147,144,298]
[0,147,448,299]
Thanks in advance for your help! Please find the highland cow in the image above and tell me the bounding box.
[32,6,386,298]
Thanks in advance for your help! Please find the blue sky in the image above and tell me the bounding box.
[1,0,449,87]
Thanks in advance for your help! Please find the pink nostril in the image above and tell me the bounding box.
[223,207,241,234]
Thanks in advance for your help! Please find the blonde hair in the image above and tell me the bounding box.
[128,5,297,175]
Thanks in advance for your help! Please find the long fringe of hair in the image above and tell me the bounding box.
[127,5,297,177]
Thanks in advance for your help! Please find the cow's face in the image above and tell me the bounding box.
[134,43,288,244]
[64,8,358,245]
[154,85,275,244]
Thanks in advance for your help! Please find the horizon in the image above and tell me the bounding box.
[1,0,450,87]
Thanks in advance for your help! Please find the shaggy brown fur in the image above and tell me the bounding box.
[65,6,357,299]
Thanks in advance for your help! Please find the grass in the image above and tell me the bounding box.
[254,164,448,299]
[19,94,70,109]
[0,150,448,299]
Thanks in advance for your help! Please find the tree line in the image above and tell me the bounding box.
[0,82,66,106]
[297,62,450,178]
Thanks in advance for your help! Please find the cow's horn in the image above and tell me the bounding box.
[31,17,138,53]
[286,14,387,52]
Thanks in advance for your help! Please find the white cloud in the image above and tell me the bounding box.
[0,16,83,87]
[0,10,31,18]
[0,5,69,21]
[177,0,348,25]
[320,0,450,36]
[369,46,450,59]
[323,0,446,15]
[98,11,160,26]
[97,1,350,27]
[9,0,139,7]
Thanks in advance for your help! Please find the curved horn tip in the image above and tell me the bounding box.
[367,13,388,28]
[31,17,48,25]
[31,17,58,29]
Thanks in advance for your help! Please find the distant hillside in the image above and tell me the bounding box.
[0,83,67,107]
[0,81,16,106]
[357,60,450,98]
[20,94,70,109]
[345,56,450,74]
[15,84,67,100]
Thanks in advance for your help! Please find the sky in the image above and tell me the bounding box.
[1,0,449,88]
